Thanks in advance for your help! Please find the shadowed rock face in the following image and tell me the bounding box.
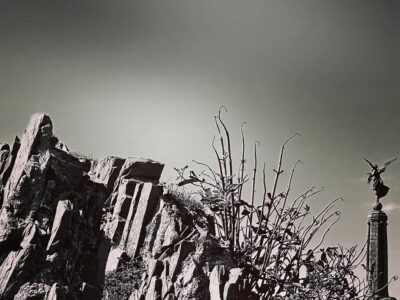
[0,114,242,300]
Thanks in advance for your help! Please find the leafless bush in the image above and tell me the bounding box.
[175,107,385,299]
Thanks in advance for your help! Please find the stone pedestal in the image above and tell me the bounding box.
[366,206,396,300]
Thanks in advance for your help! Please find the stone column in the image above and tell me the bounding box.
[366,203,396,299]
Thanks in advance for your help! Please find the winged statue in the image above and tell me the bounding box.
[364,157,397,200]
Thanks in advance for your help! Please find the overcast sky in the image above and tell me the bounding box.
[0,0,399,296]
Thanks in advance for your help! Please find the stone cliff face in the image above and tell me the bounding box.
[0,114,241,300]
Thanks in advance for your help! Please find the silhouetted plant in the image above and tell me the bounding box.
[175,107,393,299]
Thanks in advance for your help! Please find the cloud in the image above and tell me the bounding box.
[361,201,400,212]
[381,202,400,211]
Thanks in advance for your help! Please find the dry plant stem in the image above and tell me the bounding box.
[252,163,269,266]
[249,141,258,242]
[255,163,267,239]
[212,133,229,238]
[236,122,247,248]
[217,107,236,247]
[214,113,232,240]
[192,160,218,182]
[271,133,300,201]
[253,136,300,272]
[271,159,302,266]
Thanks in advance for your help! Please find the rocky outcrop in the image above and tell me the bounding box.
[0,114,243,300]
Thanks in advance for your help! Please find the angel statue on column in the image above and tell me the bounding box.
[364,157,397,201]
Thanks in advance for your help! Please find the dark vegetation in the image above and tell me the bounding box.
[103,258,145,300]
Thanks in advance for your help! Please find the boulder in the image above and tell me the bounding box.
[118,158,164,184]
[90,156,125,197]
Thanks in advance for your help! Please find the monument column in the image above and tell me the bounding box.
[366,202,396,299]
[363,157,397,299]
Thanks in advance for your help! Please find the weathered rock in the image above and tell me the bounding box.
[0,115,52,253]
[223,268,243,300]
[104,179,138,243]
[182,260,198,286]
[3,114,52,207]
[160,260,172,298]
[118,158,164,184]
[169,241,195,281]
[49,147,86,193]
[104,247,128,273]
[13,282,51,299]
[96,234,112,284]
[0,245,41,298]
[19,221,39,249]
[120,182,163,257]
[179,274,209,300]
[143,202,163,256]
[90,156,125,198]
[0,144,9,175]
[148,258,164,278]
[145,276,162,300]
[162,221,180,249]
[148,203,177,258]
[54,140,69,153]
[128,290,144,300]
[209,265,229,300]
[1,137,20,182]
[0,137,20,208]
[0,114,245,300]
[0,142,9,151]
[46,200,74,253]
[44,283,67,300]
[78,282,100,300]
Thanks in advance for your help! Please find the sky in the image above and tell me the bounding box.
[0,0,399,296]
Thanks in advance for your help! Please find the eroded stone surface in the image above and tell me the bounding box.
[0,114,242,300]
[105,247,128,273]
[3,114,52,207]
[118,158,164,184]
[145,276,162,300]
[120,183,163,258]
[0,245,40,298]
[90,156,125,198]
[44,283,67,300]
[14,282,51,300]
